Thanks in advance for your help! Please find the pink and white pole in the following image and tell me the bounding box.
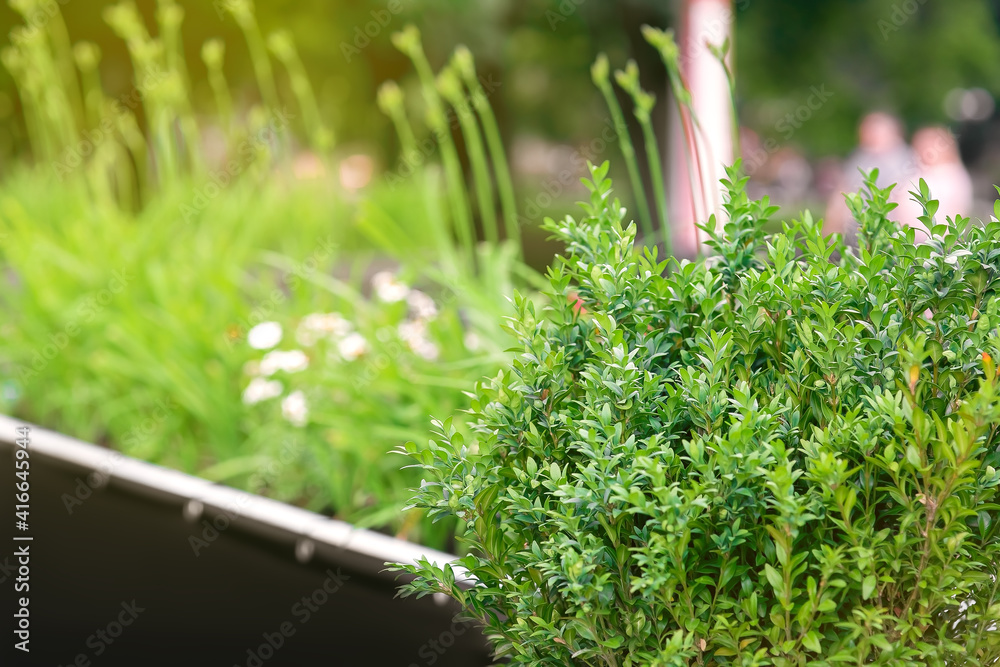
[668,0,735,258]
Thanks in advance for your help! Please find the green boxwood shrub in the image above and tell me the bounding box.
[395,162,1000,665]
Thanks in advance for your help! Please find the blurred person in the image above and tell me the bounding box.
[825,111,919,243]
[911,126,973,224]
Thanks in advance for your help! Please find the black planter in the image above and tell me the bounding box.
[0,415,491,666]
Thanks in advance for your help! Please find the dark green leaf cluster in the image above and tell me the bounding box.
[394,162,1000,666]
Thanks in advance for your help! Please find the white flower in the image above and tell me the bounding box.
[337,332,368,361]
[398,320,426,343]
[411,338,440,361]
[463,332,482,351]
[281,390,308,426]
[242,378,283,405]
[398,320,439,361]
[296,312,352,346]
[247,321,282,350]
[260,349,310,375]
[407,289,438,320]
[372,271,409,302]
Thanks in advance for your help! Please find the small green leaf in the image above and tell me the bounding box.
[802,630,822,653]
[862,574,876,600]
[764,564,784,593]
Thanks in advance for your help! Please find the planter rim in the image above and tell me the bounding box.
[0,413,468,584]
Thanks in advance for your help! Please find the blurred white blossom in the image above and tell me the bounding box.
[407,290,438,320]
[247,321,282,349]
[410,338,439,361]
[398,320,439,361]
[296,312,352,346]
[242,378,283,405]
[281,390,309,426]
[338,332,369,361]
[260,349,310,375]
[398,320,425,344]
[463,332,482,352]
[372,271,409,302]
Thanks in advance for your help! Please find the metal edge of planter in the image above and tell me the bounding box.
[0,413,468,585]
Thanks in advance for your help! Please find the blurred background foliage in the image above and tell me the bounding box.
[737,0,1000,158]
[1,0,998,169]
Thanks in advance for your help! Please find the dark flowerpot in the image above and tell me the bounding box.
[0,415,491,667]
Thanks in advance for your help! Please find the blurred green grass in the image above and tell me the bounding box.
[0,0,543,548]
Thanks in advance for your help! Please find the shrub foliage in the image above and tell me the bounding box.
[396,162,1000,665]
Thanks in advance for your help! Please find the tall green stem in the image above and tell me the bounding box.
[12,26,76,151]
[73,42,105,128]
[157,1,190,90]
[41,0,86,132]
[377,82,417,157]
[156,0,201,173]
[377,81,454,267]
[227,1,280,113]
[592,54,654,242]
[117,110,148,205]
[644,26,715,257]
[615,60,672,255]
[453,46,521,252]
[639,117,671,254]
[268,30,333,152]
[2,46,48,162]
[202,40,234,139]
[393,26,474,261]
[439,68,498,245]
